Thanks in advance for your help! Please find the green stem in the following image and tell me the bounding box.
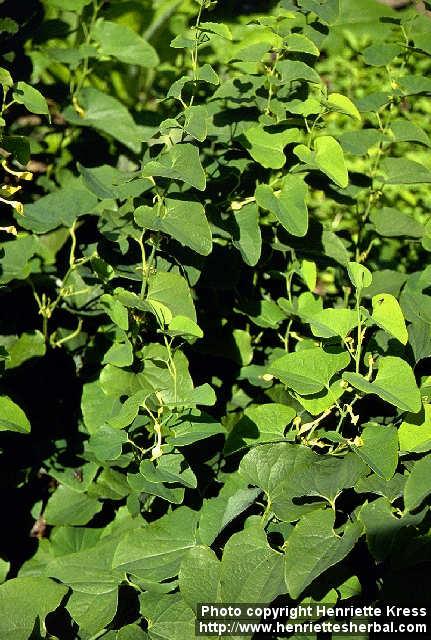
[163,335,178,402]
[52,319,83,348]
[70,0,101,101]
[146,230,160,280]
[356,96,395,260]
[188,2,204,107]
[261,499,272,526]
[137,233,148,297]
[42,312,48,342]
[87,629,108,640]
[265,51,280,115]
[144,0,182,41]
[69,220,77,267]
[354,291,362,373]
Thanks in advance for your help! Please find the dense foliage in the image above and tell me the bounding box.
[1,0,431,637]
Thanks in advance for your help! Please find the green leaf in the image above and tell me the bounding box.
[0,331,45,369]
[0,236,37,284]
[269,347,350,395]
[404,455,431,511]
[135,197,212,256]
[351,424,398,480]
[167,316,203,340]
[140,593,195,640]
[0,68,13,89]
[0,396,31,434]
[107,391,147,430]
[93,20,159,67]
[355,473,405,503]
[0,559,9,583]
[292,453,367,504]
[413,32,431,55]
[198,474,260,546]
[63,87,144,153]
[295,135,349,187]
[408,320,431,363]
[200,21,232,40]
[398,405,431,453]
[238,443,310,495]
[112,507,199,581]
[277,59,320,84]
[81,380,122,435]
[95,468,130,500]
[301,259,317,291]
[0,577,68,640]
[371,293,408,345]
[359,497,425,561]
[45,0,92,8]
[166,411,223,447]
[225,403,295,454]
[147,271,196,322]
[308,308,358,339]
[243,126,300,169]
[98,365,144,400]
[197,63,219,84]
[87,425,128,461]
[285,33,319,56]
[231,32,281,62]
[1,135,31,165]
[398,74,431,95]
[355,91,392,113]
[338,575,362,600]
[363,269,407,299]
[327,93,361,120]
[179,546,220,611]
[143,143,206,191]
[239,442,322,522]
[231,203,262,266]
[22,179,98,234]
[255,175,308,237]
[296,380,345,416]
[284,510,362,599]
[100,295,129,331]
[343,356,421,413]
[244,299,285,329]
[230,329,253,366]
[298,0,340,23]
[118,625,148,640]
[220,525,285,602]
[381,157,431,184]
[78,164,152,200]
[103,339,134,367]
[44,485,102,525]
[370,207,424,238]
[67,590,118,636]
[314,135,349,188]
[322,229,350,266]
[363,43,402,66]
[390,119,430,147]
[48,462,99,493]
[128,472,184,504]
[0,18,18,35]
[139,454,197,489]
[77,163,116,200]
[13,82,49,115]
[339,129,382,155]
[347,262,373,290]
[184,105,208,141]
[189,383,216,407]
[44,537,120,634]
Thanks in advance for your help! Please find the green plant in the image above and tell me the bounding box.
[0,0,431,637]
